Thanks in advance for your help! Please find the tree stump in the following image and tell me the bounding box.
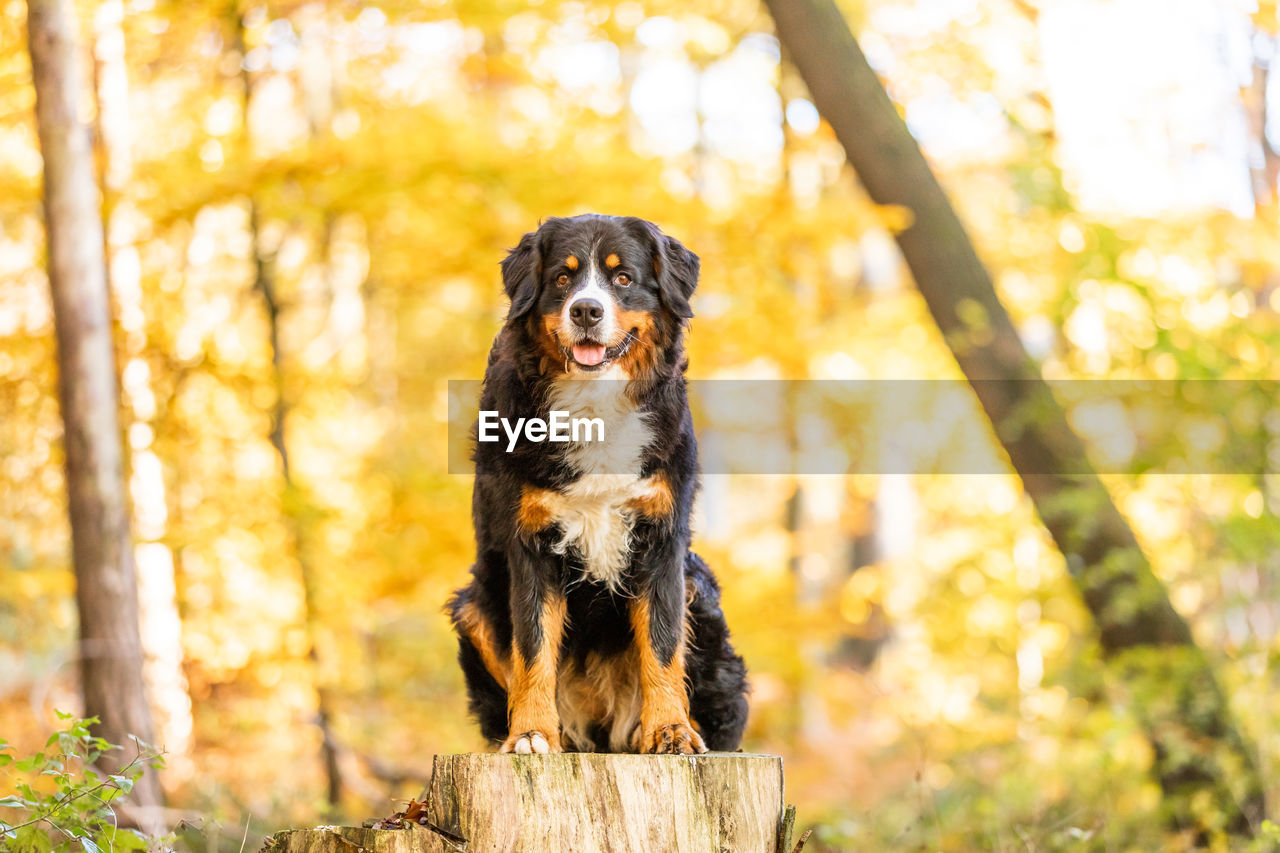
[265,753,790,853]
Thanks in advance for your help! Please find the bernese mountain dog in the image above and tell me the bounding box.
[447,213,749,755]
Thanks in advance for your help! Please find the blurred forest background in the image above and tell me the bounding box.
[4,0,1280,849]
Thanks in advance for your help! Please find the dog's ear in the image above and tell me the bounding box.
[500,230,542,323]
[627,218,699,320]
[656,233,699,321]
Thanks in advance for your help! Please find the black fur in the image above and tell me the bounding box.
[448,214,748,753]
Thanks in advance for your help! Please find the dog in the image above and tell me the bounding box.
[447,214,749,755]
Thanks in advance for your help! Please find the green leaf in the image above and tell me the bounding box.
[101,827,149,851]
[54,710,72,720]
[80,837,100,853]
[13,824,53,853]
[0,795,27,808]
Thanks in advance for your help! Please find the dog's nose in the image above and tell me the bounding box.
[569,299,604,329]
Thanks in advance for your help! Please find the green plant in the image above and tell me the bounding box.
[0,712,164,852]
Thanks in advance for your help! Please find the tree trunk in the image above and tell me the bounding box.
[1244,34,1280,209]
[25,0,163,827]
[266,753,788,853]
[762,0,1265,836]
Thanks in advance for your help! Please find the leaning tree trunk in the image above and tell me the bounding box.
[266,753,792,853]
[762,0,1265,837]
[25,0,163,827]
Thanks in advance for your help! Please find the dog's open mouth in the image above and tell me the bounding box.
[567,329,636,370]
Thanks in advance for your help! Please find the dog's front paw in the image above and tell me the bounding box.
[638,722,707,755]
[500,730,560,754]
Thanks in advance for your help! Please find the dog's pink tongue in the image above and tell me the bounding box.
[572,344,607,366]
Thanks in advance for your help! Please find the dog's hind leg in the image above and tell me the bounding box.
[449,586,512,745]
[456,634,510,745]
[684,552,749,752]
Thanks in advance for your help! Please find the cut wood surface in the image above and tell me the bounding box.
[265,752,787,853]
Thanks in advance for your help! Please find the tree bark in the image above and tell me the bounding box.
[1244,35,1280,209]
[763,0,1265,836]
[266,753,787,853]
[25,0,163,827]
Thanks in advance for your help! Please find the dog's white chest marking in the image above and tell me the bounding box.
[544,370,654,588]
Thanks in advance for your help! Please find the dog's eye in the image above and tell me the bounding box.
[614,273,631,287]
[556,274,570,287]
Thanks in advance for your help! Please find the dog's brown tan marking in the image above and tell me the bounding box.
[517,485,558,536]
[565,254,579,271]
[503,595,566,754]
[456,599,510,689]
[537,313,568,370]
[616,308,654,336]
[557,647,642,751]
[540,314,561,346]
[628,597,706,755]
[627,472,674,519]
[614,308,660,383]
[605,253,620,269]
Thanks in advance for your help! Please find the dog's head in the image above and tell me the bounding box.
[500,214,699,379]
